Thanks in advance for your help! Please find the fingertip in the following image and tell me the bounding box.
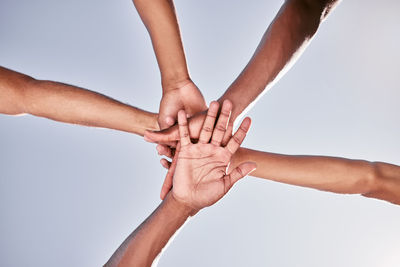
[160,158,170,169]
[156,144,162,154]
[241,117,252,130]
[222,99,233,109]
[144,131,153,142]
[220,100,233,116]
[209,101,220,110]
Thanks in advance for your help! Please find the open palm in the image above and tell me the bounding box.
[171,101,256,211]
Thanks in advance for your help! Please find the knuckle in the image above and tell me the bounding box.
[216,125,226,132]
[220,110,230,117]
[239,125,248,132]
[211,140,220,146]
[232,135,242,144]
[203,126,212,132]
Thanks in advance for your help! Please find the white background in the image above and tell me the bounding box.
[1,0,399,266]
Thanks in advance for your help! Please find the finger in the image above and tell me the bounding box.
[198,101,219,144]
[144,127,180,145]
[160,158,171,169]
[225,117,251,155]
[177,110,191,146]
[223,162,257,192]
[221,119,234,146]
[211,100,232,146]
[160,145,180,200]
[156,144,173,158]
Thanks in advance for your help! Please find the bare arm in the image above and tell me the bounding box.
[231,148,400,205]
[133,0,189,89]
[143,0,341,143]
[105,102,255,266]
[133,0,206,128]
[104,193,194,267]
[219,0,341,122]
[0,66,158,136]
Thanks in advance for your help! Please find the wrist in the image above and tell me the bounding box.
[162,76,192,93]
[167,192,198,217]
[147,112,160,132]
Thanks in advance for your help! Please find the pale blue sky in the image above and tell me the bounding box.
[1,0,399,266]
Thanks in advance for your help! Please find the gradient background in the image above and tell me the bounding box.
[1,0,400,266]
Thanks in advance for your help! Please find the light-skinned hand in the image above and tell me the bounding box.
[155,100,235,199]
[170,105,256,210]
[158,80,207,130]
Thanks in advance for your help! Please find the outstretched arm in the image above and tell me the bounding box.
[230,148,400,205]
[218,0,341,122]
[132,0,206,129]
[105,102,255,266]
[144,0,341,143]
[104,193,195,267]
[0,66,158,136]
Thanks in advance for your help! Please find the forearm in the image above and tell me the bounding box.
[133,0,191,90]
[0,66,159,136]
[233,148,400,205]
[219,0,340,122]
[105,193,195,267]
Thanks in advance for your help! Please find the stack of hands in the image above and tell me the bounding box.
[105,99,257,266]
[1,0,399,266]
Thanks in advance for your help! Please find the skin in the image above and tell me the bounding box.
[139,0,370,200]
[144,0,342,142]
[0,66,159,136]
[230,148,400,205]
[104,102,256,266]
[132,0,207,129]
[159,146,400,206]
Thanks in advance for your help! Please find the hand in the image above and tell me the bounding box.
[146,101,234,146]
[155,101,234,200]
[171,103,256,211]
[158,80,207,130]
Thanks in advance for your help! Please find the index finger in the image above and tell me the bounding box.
[177,110,191,146]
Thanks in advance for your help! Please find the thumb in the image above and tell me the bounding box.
[223,162,257,192]
[160,146,180,200]
[144,126,180,144]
